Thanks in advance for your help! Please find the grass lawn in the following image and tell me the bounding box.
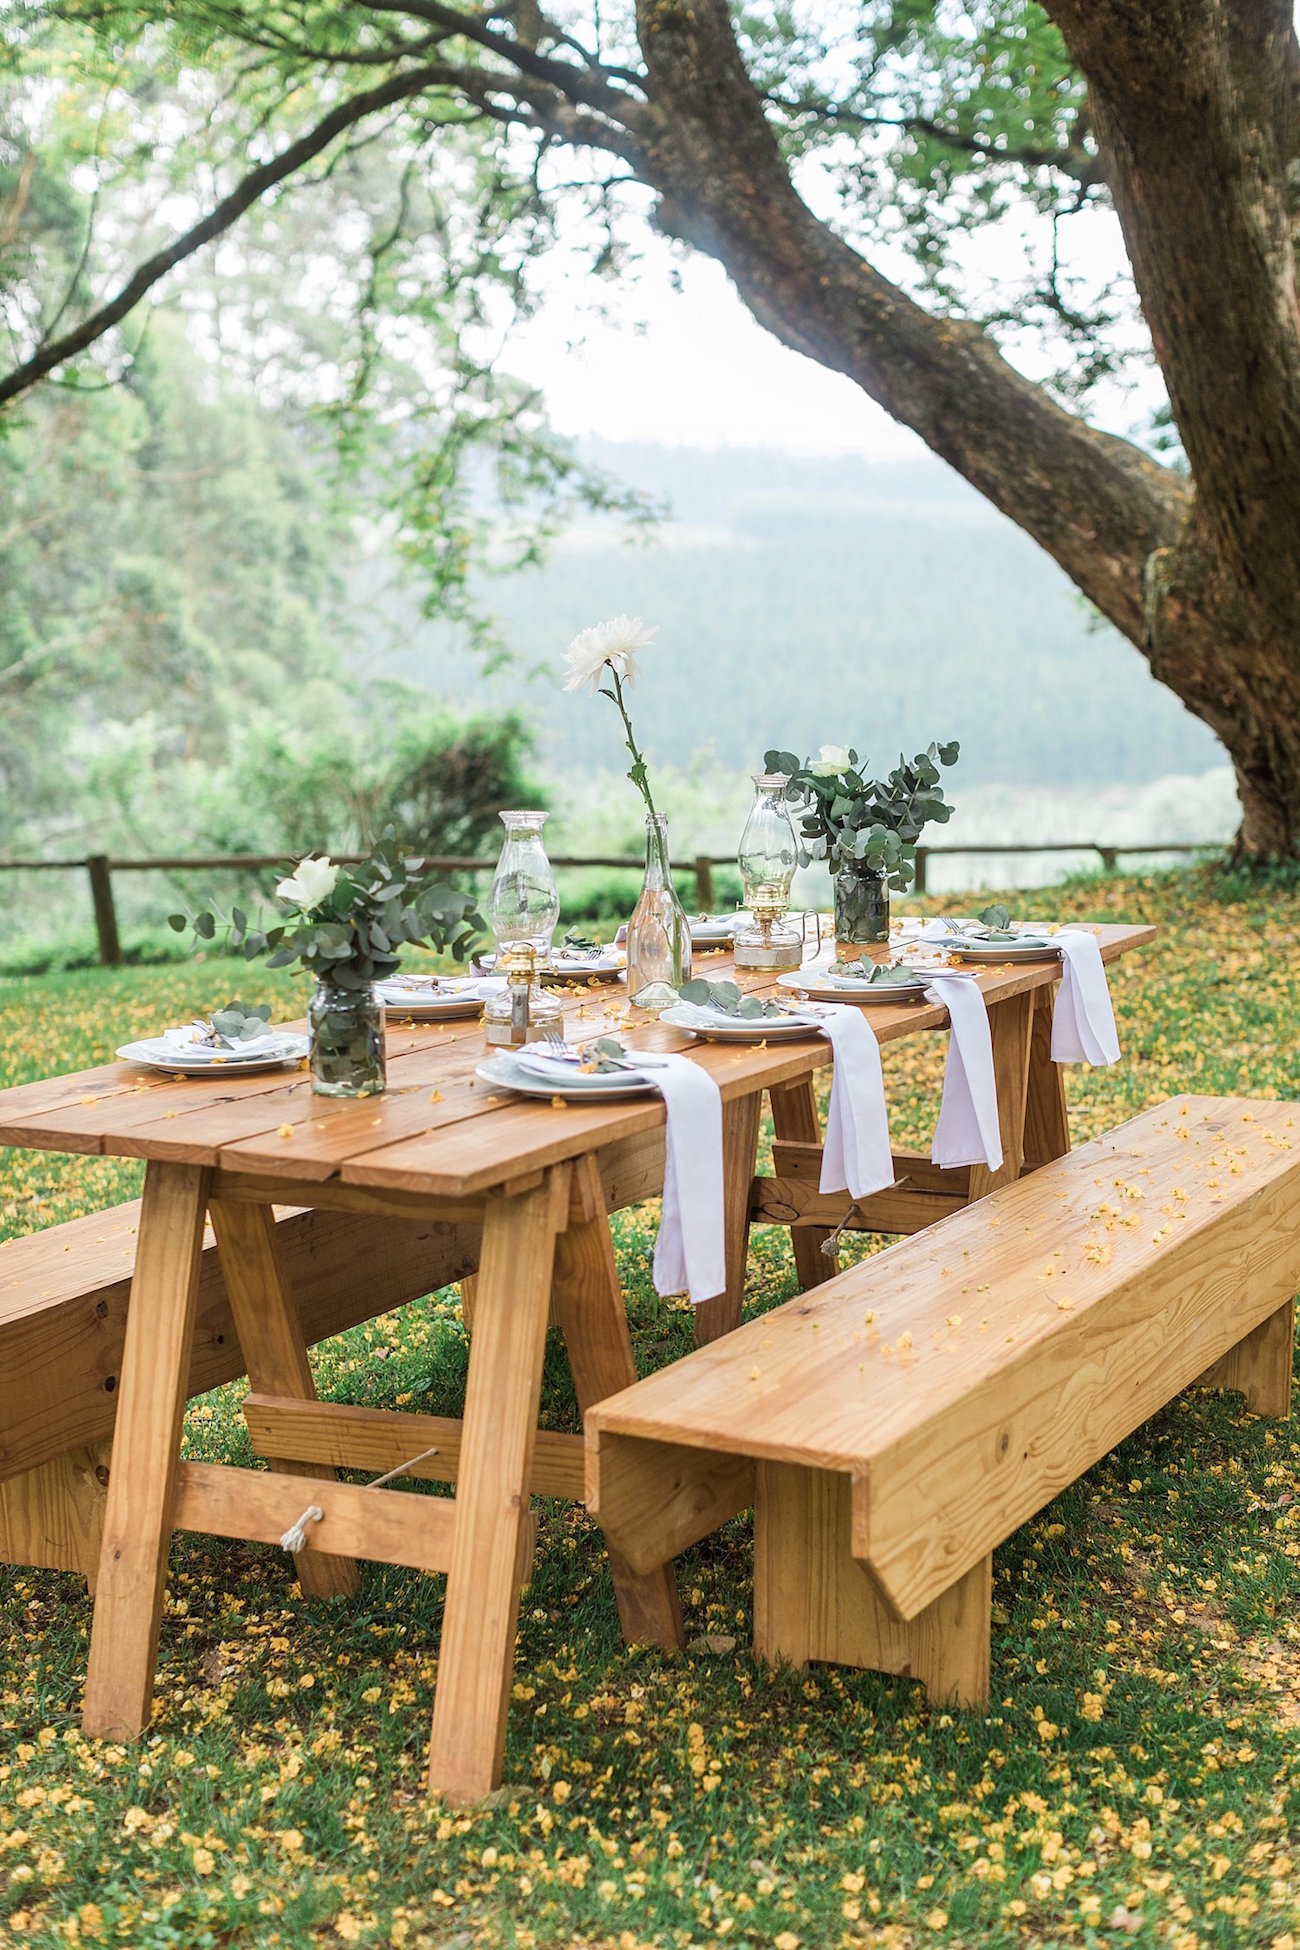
[2,867,1299,1950]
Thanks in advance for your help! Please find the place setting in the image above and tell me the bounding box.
[115,999,309,1075]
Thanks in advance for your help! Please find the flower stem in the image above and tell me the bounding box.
[607,667,671,884]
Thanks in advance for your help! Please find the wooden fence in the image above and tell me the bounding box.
[0,841,1220,967]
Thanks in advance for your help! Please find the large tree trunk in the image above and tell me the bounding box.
[633,0,1300,855]
[1048,0,1300,856]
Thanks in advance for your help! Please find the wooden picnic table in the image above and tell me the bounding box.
[0,921,1153,1801]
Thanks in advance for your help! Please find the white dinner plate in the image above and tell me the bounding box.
[777,970,930,1004]
[474,952,625,982]
[476,1054,659,1101]
[688,913,750,943]
[659,1003,825,1041]
[375,978,489,1019]
[116,1035,309,1075]
[948,939,1061,963]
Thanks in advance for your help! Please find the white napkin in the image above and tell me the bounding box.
[1051,927,1121,1065]
[512,1045,726,1305]
[817,1008,895,1201]
[159,1024,288,1058]
[647,1053,727,1306]
[922,971,1004,1172]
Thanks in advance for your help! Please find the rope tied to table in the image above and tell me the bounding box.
[278,1444,442,1554]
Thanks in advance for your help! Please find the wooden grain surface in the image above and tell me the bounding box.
[0,928,1154,1199]
[589,1095,1300,1618]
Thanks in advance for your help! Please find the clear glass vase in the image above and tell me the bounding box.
[482,809,564,1047]
[833,861,890,955]
[309,977,386,1097]
[627,814,692,1010]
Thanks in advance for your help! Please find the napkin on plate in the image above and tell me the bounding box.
[922,970,1004,1172]
[158,1024,288,1058]
[511,1046,726,1306]
[1051,928,1121,1065]
[816,1008,895,1201]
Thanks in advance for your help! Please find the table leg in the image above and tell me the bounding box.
[83,1161,209,1738]
[1023,984,1071,1169]
[770,1075,838,1289]
[693,1088,763,1347]
[551,1156,683,1651]
[208,1199,360,1602]
[427,1170,567,1803]
[967,988,1035,1203]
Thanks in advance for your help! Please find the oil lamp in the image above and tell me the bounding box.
[733,773,803,972]
[481,810,564,1047]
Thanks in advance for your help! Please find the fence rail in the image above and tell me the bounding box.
[0,840,1223,968]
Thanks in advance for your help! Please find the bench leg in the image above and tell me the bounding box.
[770,1077,839,1289]
[1195,1298,1295,1419]
[426,1173,564,1803]
[208,1199,360,1602]
[1023,985,1071,1169]
[753,1463,991,1708]
[83,1161,209,1738]
[552,1157,683,1651]
[693,1088,764,1346]
[967,989,1035,1202]
[0,1442,110,1590]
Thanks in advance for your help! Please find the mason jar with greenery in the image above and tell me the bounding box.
[767,741,960,954]
[171,833,483,1096]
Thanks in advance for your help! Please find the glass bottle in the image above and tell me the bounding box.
[308,977,386,1097]
[626,814,692,1010]
[733,772,803,971]
[481,809,564,1046]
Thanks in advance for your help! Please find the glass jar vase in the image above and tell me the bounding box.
[626,814,692,1010]
[833,860,890,956]
[308,977,386,1097]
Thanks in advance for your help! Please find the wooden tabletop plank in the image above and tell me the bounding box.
[0,925,1157,1191]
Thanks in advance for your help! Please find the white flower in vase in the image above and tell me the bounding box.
[562,614,659,694]
[809,743,853,775]
[276,855,340,909]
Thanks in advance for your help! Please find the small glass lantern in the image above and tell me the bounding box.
[482,809,564,1047]
[733,773,803,972]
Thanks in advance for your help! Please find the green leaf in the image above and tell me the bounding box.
[167,913,187,933]
[193,911,216,940]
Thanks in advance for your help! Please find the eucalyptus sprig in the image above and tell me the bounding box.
[680,977,785,1019]
[765,740,960,892]
[829,961,924,986]
[170,830,484,988]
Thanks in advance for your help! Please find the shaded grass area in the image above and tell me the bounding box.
[1,867,1299,1949]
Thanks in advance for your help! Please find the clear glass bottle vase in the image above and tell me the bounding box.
[308,976,386,1097]
[626,814,692,1010]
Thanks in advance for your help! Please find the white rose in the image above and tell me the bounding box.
[809,743,852,776]
[562,614,659,694]
[275,855,339,909]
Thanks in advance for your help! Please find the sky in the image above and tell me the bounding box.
[506,196,1162,461]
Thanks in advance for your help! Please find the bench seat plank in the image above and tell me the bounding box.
[589,1096,1300,1626]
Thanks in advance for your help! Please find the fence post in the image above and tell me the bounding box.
[694,856,716,911]
[86,855,122,966]
[1098,846,1118,872]
[913,847,928,894]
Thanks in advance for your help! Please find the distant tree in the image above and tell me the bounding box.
[3,3,1299,854]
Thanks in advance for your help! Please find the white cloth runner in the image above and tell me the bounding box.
[922,970,1004,1172]
[1052,927,1121,1065]
[512,1045,726,1306]
[817,1007,895,1201]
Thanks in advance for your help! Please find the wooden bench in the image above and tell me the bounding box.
[0,1200,481,1587]
[588,1096,1300,1705]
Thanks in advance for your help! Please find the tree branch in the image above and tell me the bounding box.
[632,0,1187,647]
[0,60,457,408]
